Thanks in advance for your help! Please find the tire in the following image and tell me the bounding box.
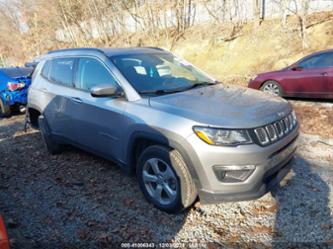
[38,115,63,155]
[137,145,197,213]
[260,80,283,97]
[10,105,21,115]
[0,98,11,117]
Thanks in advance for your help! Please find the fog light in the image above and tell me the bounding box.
[213,165,255,183]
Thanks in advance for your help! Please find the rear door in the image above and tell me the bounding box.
[71,56,127,161]
[41,57,77,141]
[288,52,332,97]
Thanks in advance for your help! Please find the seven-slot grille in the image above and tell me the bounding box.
[253,112,297,146]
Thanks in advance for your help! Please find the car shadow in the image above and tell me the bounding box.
[271,155,333,248]
[285,97,333,104]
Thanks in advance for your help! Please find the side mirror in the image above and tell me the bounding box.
[25,61,38,68]
[291,66,303,71]
[90,85,123,98]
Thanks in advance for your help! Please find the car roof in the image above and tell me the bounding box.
[46,47,168,58]
[0,67,32,78]
[302,49,333,60]
[294,48,333,64]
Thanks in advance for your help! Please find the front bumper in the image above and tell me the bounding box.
[184,125,298,204]
[198,150,294,203]
[248,78,262,90]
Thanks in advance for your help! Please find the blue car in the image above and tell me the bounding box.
[0,67,32,117]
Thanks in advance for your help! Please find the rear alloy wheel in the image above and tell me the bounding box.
[137,145,197,213]
[0,98,11,117]
[38,115,63,155]
[260,80,282,96]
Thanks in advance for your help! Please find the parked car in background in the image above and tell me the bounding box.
[28,47,298,213]
[0,215,9,249]
[0,67,33,117]
[248,49,333,99]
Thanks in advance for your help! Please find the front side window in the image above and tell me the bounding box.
[76,57,118,91]
[111,53,215,93]
[299,53,333,69]
[49,58,75,86]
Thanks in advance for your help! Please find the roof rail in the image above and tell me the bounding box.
[47,47,105,55]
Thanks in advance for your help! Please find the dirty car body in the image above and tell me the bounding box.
[28,47,299,213]
[0,67,32,116]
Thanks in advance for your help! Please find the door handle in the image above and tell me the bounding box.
[321,72,328,76]
[71,97,83,103]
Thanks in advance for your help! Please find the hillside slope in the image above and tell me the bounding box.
[169,12,333,85]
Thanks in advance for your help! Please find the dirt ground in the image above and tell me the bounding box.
[291,100,333,139]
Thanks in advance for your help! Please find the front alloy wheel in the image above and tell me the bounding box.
[142,158,178,206]
[260,80,282,96]
[137,145,197,213]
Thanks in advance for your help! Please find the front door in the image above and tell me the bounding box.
[287,52,333,97]
[284,68,329,97]
[71,57,127,162]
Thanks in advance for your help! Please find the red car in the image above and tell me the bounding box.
[0,216,9,249]
[248,49,333,99]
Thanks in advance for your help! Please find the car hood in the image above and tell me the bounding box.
[149,84,292,128]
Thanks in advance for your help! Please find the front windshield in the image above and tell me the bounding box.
[110,52,216,93]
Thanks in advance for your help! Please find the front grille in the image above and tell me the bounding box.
[253,112,297,146]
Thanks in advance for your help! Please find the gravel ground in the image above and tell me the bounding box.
[291,99,333,139]
[0,101,332,248]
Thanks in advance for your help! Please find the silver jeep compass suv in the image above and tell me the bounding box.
[27,47,298,213]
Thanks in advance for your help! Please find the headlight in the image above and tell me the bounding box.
[193,126,252,146]
[291,110,297,126]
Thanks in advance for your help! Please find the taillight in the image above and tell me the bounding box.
[7,81,25,91]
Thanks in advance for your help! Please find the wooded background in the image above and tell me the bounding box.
[0,0,332,66]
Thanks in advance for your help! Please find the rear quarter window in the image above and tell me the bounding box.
[41,60,51,79]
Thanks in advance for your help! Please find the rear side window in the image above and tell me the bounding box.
[48,58,75,87]
[76,57,117,91]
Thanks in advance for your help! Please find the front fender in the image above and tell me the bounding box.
[125,126,201,189]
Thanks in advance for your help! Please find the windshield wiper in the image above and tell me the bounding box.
[173,81,217,92]
[139,82,217,95]
[139,89,183,95]
[190,81,217,88]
